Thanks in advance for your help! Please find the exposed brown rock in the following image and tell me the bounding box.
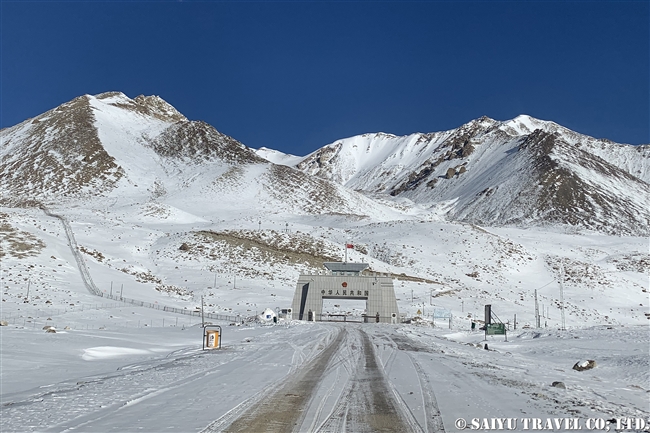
[445,168,456,179]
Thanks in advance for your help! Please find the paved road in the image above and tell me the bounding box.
[212,325,443,433]
[2,323,444,432]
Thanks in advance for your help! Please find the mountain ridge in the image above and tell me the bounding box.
[2,92,648,235]
[0,93,403,221]
[260,114,649,236]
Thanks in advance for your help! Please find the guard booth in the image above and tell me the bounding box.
[278,308,292,321]
[291,262,399,324]
[203,325,222,350]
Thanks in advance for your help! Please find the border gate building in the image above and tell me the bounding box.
[290,262,399,323]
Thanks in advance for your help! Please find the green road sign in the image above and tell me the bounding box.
[486,323,506,335]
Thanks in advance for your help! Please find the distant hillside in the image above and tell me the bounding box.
[3,92,648,235]
[0,92,402,220]
[263,115,650,235]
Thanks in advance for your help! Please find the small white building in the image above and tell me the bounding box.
[258,308,277,323]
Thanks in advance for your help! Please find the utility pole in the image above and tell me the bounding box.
[534,289,540,328]
[26,278,31,302]
[213,273,217,290]
[560,264,566,331]
[201,296,205,326]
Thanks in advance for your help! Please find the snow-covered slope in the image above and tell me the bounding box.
[255,147,303,166]
[273,116,650,235]
[0,93,404,220]
[5,94,646,234]
[287,115,649,188]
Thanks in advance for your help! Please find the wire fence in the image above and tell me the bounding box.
[1,295,244,330]
[40,205,102,296]
[31,205,250,327]
[1,297,242,330]
[98,291,241,322]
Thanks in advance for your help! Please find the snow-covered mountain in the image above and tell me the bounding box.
[1,91,647,316]
[4,92,647,234]
[0,92,400,220]
[263,115,650,236]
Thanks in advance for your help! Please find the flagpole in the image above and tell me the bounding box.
[345,242,348,263]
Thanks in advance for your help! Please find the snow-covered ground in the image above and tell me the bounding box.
[1,197,648,432]
[2,320,648,432]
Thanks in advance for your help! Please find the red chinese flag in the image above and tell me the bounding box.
[346,243,354,249]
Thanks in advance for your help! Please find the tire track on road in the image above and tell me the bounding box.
[205,327,347,433]
[342,329,417,433]
[208,325,444,433]
[376,330,446,433]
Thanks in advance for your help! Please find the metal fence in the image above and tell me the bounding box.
[98,291,241,323]
[35,205,249,324]
[40,205,102,296]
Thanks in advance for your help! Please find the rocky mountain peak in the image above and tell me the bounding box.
[0,94,123,204]
[150,120,265,164]
[133,94,187,122]
[93,92,187,123]
[282,116,650,235]
[0,92,262,204]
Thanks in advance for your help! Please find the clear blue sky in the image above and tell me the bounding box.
[1,1,648,155]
